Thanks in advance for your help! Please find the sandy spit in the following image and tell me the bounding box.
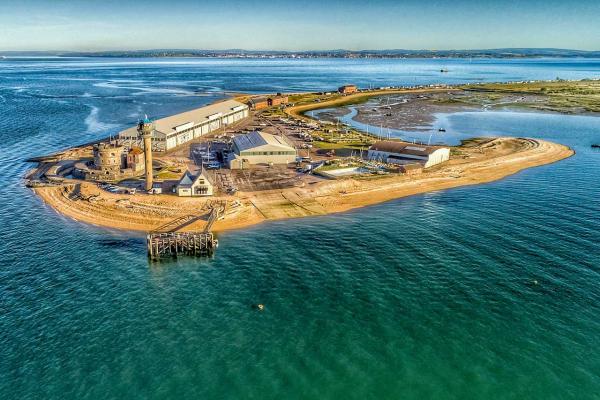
[33,138,573,234]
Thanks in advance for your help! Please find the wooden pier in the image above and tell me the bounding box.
[146,201,225,260]
[147,231,217,260]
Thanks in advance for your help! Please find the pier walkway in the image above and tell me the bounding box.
[147,201,225,260]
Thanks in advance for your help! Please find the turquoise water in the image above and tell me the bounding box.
[1,58,600,399]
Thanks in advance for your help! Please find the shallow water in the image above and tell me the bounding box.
[1,58,600,399]
[308,105,434,143]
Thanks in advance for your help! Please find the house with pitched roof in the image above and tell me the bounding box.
[176,170,214,197]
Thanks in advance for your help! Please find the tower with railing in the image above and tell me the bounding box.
[137,117,155,192]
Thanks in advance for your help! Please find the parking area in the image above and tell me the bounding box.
[163,109,344,194]
[209,165,301,193]
[97,182,139,194]
[190,141,231,170]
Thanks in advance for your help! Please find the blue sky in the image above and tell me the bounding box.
[0,0,598,51]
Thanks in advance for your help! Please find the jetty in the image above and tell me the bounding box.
[146,201,225,260]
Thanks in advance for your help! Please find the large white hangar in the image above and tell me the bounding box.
[228,131,297,169]
[367,141,450,168]
[118,99,249,152]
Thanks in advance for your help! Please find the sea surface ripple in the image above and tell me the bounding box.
[0,57,599,399]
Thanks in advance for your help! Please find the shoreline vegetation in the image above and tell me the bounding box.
[27,80,588,234]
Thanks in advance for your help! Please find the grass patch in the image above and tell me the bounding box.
[461,79,600,113]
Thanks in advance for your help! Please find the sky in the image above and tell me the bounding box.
[0,0,599,51]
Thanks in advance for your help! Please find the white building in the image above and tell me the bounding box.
[367,141,450,168]
[150,182,163,194]
[118,100,249,152]
[228,131,297,169]
[176,170,214,197]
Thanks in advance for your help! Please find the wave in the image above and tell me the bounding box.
[84,105,118,134]
[93,80,197,96]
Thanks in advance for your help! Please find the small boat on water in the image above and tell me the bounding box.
[438,128,446,132]
[591,144,600,148]
[440,69,449,73]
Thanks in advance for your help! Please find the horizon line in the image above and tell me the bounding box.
[2,47,600,54]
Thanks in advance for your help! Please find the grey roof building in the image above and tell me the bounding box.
[118,100,249,152]
[367,140,450,168]
[229,131,297,169]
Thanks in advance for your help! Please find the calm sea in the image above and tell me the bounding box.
[1,58,599,399]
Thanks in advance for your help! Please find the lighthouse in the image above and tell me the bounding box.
[137,117,154,192]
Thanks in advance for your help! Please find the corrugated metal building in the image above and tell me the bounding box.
[228,131,297,169]
[367,141,450,168]
[118,100,249,152]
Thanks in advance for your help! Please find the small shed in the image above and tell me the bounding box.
[150,182,163,194]
[338,84,358,94]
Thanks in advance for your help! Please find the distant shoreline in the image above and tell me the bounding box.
[3,48,600,59]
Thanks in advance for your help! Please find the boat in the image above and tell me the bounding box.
[440,69,449,73]
[438,128,446,132]
[591,144,600,148]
